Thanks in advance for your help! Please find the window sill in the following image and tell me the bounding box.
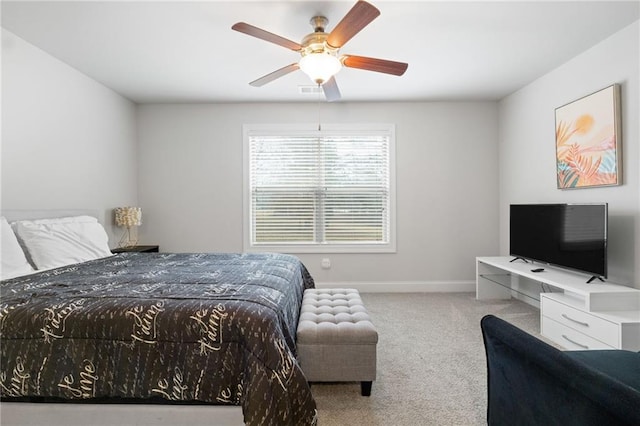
[244,243,396,254]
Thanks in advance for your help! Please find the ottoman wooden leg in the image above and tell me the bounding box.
[361,381,372,396]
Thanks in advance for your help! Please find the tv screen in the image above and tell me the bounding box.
[509,203,607,278]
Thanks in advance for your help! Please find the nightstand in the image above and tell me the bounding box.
[111,245,159,254]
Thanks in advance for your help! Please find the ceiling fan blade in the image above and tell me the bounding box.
[232,22,302,51]
[326,1,380,49]
[322,77,341,102]
[342,55,408,76]
[249,63,300,87]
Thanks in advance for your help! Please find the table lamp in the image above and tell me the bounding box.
[115,206,142,247]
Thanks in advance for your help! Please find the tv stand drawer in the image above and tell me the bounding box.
[541,316,614,350]
[541,295,619,348]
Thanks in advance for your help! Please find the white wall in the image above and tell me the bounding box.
[137,102,499,288]
[1,30,138,243]
[498,21,639,289]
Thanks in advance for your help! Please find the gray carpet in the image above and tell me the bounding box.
[311,292,540,425]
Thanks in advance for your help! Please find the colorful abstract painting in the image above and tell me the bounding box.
[555,84,621,189]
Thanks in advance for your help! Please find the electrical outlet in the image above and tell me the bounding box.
[321,258,331,269]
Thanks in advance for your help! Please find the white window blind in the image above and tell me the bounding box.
[244,125,395,253]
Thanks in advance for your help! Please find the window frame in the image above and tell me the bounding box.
[242,123,397,254]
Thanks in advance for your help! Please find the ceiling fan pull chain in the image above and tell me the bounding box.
[317,86,322,131]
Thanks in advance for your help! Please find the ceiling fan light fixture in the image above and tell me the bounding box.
[299,53,341,85]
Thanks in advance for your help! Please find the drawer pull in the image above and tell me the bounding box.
[561,314,589,327]
[562,334,589,349]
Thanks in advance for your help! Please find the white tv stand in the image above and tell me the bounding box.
[476,256,640,351]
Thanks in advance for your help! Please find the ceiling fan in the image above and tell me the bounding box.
[231,0,408,102]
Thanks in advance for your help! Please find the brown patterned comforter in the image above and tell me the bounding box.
[0,252,317,425]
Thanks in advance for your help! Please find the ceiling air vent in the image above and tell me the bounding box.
[298,85,323,95]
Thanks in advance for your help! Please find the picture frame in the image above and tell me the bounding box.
[555,84,621,189]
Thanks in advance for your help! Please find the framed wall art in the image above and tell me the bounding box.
[555,84,621,189]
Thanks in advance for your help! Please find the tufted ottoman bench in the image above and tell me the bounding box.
[296,288,378,396]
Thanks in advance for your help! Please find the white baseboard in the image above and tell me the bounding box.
[314,280,475,293]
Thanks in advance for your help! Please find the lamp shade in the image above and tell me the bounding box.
[115,207,142,227]
[299,53,341,85]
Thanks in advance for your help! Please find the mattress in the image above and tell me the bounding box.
[0,252,317,425]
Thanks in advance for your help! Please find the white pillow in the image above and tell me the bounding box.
[14,215,112,270]
[1,216,36,279]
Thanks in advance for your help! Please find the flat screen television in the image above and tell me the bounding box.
[509,203,607,281]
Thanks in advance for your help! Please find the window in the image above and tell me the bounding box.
[243,124,396,253]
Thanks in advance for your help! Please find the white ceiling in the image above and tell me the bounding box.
[2,1,638,104]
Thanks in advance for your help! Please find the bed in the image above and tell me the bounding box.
[0,212,317,426]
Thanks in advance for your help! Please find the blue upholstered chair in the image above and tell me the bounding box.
[480,314,640,426]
